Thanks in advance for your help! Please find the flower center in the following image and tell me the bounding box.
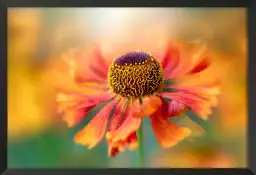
[108,51,164,98]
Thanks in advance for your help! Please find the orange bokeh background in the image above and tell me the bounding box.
[8,8,247,168]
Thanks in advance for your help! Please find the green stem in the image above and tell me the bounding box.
[137,121,143,167]
[137,97,144,167]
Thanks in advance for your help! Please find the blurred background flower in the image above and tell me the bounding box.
[7,8,247,168]
[148,137,244,168]
[8,9,51,139]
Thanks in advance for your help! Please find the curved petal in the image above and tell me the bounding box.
[163,42,211,80]
[74,98,117,149]
[131,96,162,118]
[89,46,109,79]
[61,105,95,128]
[152,97,187,119]
[174,116,205,141]
[161,43,191,79]
[162,86,219,120]
[47,48,109,97]
[56,92,112,113]
[106,102,141,157]
[64,45,109,85]
[107,111,141,143]
[161,43,180,74]
[169,83,220,107]
[150,107,191,148]
[56,92,112,127]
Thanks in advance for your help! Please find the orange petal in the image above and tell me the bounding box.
[175,116,205,141]
[150,112,191,148]
[131,96,162,118]
[57,92,112,109]
[74,74,107,85]
[62,105,95,128]
[56,92,95,112]
[74,99,117,149]
[56,92,113,127]
[56,93,95,127]
[111,114,141,140]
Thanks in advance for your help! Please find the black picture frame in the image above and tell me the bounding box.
[1,0,255,174]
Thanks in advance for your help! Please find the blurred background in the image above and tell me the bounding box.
[7,8,247,168]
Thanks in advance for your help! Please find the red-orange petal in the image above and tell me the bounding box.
[161,43,180,74]
[168,100,188,118]
[170,83,220,107]
[108,99,127,131]
[110,114,141,140]
[189,56,211,74]
[57,93,94,127]
[163,42,212,80]
[162,92,212,120]
[89,46,109,79]
[108,131,138,157]
[106,104,141,157]
[72,46,109,84]
[74,98,117,149]
[163,82,220,119]
[150,112,191,148]
[162,43,192,79]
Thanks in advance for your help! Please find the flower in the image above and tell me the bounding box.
[56,42,219,157]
